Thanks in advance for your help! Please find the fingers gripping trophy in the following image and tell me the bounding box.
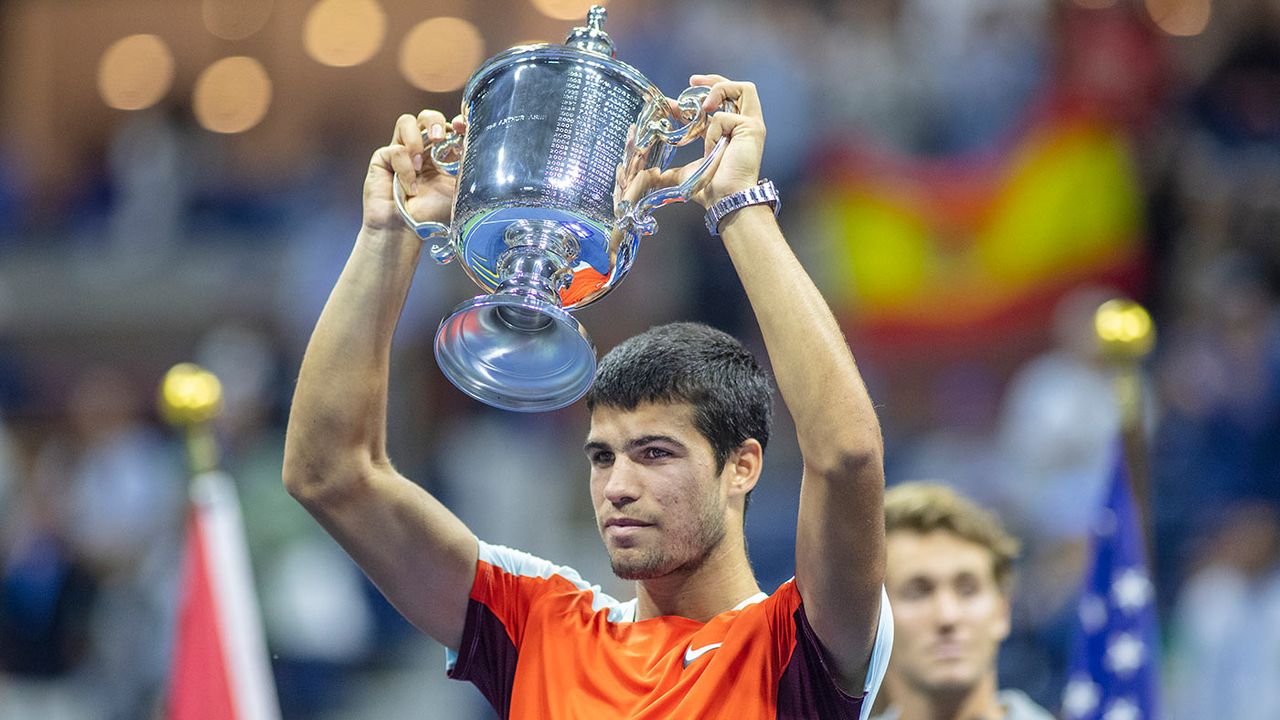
[391,6,739,412]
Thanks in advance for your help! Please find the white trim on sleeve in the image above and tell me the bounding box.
[858,587,894,720]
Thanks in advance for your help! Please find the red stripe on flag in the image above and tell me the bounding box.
[168,507,238,720]
[847,251,1148,362]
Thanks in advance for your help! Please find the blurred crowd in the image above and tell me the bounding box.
[2,0,1280,718]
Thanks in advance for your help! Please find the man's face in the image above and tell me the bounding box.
[884,530,1011,696]
[585,401,729,580]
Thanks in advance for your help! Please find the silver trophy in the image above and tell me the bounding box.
[395,5,732,412]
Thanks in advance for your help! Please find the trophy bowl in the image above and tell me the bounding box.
[396,5,731,412]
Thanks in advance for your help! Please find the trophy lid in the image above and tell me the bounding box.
[564,6,616,58]
[460,5,658,105]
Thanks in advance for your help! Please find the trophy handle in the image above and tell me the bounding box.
[428,130,464,176]
[654,86,727,147]
[627,88,738,236]
[393,129,464,264]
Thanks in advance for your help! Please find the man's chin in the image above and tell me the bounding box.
[609,550,670,580]
[613,566,661,581]
[920,668,985,696]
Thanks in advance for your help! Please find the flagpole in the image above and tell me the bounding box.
[1093,299,1156,565]
[1060,300,1163,720]
[158,363,282,720]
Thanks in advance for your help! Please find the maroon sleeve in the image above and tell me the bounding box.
[448,596,520,718]
[769,581,866,720]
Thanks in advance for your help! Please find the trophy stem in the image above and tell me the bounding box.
[433,218,597,411]
[493,220,580,332]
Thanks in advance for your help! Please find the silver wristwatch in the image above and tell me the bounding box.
[704,179,781,236]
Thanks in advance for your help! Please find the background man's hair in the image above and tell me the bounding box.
[884,482,1022,594]
[585,322,774,472]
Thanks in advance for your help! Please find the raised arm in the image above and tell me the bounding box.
[689,76,886,690]
[282,111,477,650]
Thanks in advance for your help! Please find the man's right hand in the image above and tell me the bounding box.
[362,109,467,235]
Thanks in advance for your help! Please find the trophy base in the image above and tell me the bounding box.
[434,294,597,412]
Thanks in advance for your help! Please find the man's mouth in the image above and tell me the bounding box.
[605,517,653,528]
[930,641,968,660]
[604,518,655,541]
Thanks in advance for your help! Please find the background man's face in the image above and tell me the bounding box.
[884,530,1011,695]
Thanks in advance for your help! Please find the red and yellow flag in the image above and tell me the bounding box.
[813,113,1146,356]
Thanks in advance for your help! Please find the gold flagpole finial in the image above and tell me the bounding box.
[160,363,223,426]
[1094,298,1155,364]
[159,363,223,475]
[1093,298,1156,560]
[1094,298,1155,433]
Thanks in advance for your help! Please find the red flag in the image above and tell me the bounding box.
[167,472,280,720]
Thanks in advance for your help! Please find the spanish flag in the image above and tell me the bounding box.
[813,111,1146,357]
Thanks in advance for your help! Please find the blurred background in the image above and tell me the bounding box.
[1,0,1279,718]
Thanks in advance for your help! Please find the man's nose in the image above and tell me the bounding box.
[602,458,641,506]
[933,589,963,626]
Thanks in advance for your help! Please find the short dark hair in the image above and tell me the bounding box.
[585,322,774,471]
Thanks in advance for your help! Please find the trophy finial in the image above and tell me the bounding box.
[1094,298,1155,363]
[159,363,223,428]
[566,5,615,57]
[588,5,607,30]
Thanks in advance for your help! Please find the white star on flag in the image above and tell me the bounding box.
[1062,676,1101,719]
[1104,632,1146,677]
[1111,568,1152,614]
[1102,697,1142,720]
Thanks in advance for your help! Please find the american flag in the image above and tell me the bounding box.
[1062,454,1161,720]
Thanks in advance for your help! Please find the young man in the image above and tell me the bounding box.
[282,75,892,719]
[872,483,1052,720]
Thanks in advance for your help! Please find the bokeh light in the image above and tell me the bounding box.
[398,17,484,93]
[192,56,273,134]
[97,34,175,111]
[1145,0,1212,37]
[303,0,387,68]
[202,0,273,41]
[530,0,598,21]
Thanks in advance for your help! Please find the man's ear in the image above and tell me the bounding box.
[726,438,763,500]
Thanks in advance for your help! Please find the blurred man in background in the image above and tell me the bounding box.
[1168,501,1280,720]
[872,483,1052,720]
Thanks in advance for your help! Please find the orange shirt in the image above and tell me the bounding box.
[447,541,890,719]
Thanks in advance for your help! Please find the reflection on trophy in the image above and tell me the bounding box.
[395,5,732,412]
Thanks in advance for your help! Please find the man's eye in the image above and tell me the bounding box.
[591,452,614,466]
[901,581,932,600]
[642,447,671,459]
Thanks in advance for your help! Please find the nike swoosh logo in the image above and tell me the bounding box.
[682,642,723,667]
